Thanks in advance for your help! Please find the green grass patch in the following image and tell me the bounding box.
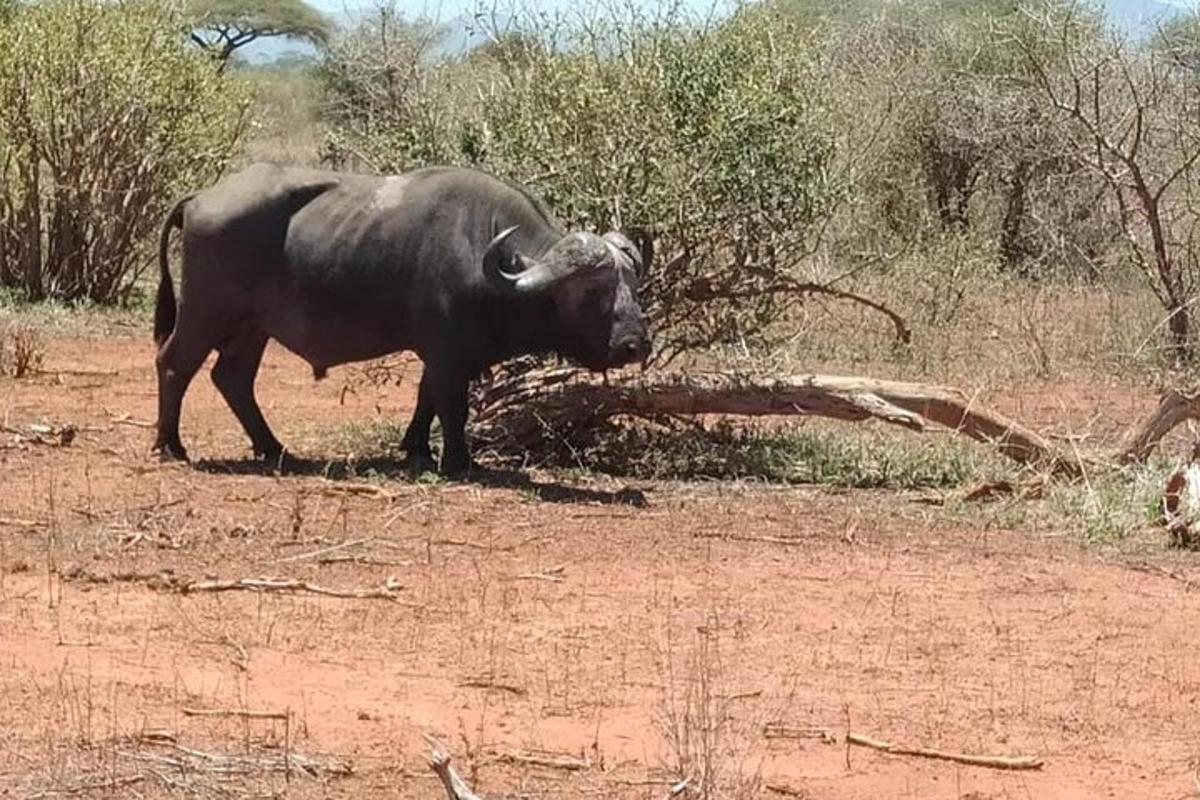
[339,416,1016,492]
[1042,461,1173,544]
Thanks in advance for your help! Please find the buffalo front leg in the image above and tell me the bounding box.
[153,331,212,461]
[211,327,284,461]
[431,371,473,476]
[400,370,437,471]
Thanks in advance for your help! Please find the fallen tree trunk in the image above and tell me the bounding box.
[475,370,1084,477]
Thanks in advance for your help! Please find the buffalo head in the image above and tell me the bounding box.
[483,226,652,370]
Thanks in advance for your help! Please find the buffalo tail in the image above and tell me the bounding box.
[154,194,193,347]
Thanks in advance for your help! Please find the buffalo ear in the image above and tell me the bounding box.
[625,227,654,275]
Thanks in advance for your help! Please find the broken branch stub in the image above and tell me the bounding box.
[426,736,484,800]
[474,371,1081,476]
[1118,389,1200,464]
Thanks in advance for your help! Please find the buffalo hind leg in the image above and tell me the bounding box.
[212,327,284,461]
[153,331,212,461]
[400,370,437,471]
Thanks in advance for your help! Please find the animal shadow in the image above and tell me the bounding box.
[192,454,648,507]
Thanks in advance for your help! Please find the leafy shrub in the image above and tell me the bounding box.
[0,0,248,304]
[0,322,43,378]
[321,4,842,362]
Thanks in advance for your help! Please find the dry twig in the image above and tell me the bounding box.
[27,775,144,798]
[762,722,836,742]
[458,677,527,695]
[180,707,288,721]
[846,732,1043,771]
[61,566,408,602]
[487,750,590,771]
[182,576,404,601]
[513,565,566,582]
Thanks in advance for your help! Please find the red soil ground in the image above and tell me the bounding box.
[2,331,1198,799]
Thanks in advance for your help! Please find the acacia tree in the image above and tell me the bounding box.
[0,0,247,303]
[186,0,331,71]
[1022,4,1200,363]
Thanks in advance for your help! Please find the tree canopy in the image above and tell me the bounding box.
[1154,11,1200,71]
[186,0,330,69]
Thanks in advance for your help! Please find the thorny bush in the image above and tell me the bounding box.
[321,3,842,364]
[0,0,248,304]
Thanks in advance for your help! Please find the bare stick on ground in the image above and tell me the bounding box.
[28,774,145,799]
[426,736,484,800]
[180,707,289,721]
[61,566,407,602]
[487,750,590,771]
[846,732,1043,771]
[182,577,405,601]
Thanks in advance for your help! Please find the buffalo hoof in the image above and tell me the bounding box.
[254,445,287,465]
[403,453,438,474]
[152,442,189,463]
[440,457,481,479]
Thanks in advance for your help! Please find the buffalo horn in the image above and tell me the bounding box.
[483,228,592,294]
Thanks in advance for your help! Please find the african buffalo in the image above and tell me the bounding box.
[152,163,652,474]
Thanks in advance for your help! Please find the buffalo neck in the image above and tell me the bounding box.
[476,291,565,367]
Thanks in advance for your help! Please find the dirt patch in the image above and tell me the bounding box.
[2,333,1199,798]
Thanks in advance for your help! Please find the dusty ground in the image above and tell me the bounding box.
[2,329,1199,800]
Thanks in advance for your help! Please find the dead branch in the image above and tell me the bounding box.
[919,477,1049,506]
[180,707,288,721]
[0,516,45,527]
[846,732,1043,771]
[1127,562,1198,589]
[60,566,407,602]
[431,537,514,552]
[275,537,373,563]
[487,750,590,771]
[763,722,836,742]
[512,565,565,582]
[1118,389,1200,463]
[27,775,145,799]
[458,677,527,695]
[665,778,692,798]
[475,371,1082,477]
[426,736,485,800]
[755,280,912,345]
[182,577,405,601]
[118,739,351,778]
[694,531,812,547]
[317,554,415,567]
[314,482,398,500]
